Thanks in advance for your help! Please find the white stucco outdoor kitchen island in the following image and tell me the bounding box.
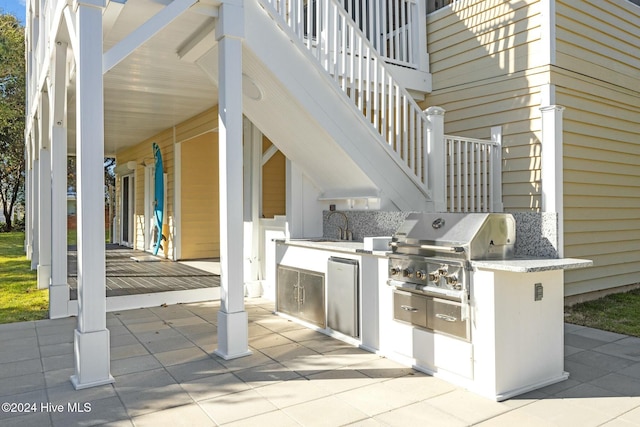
[274,238,592,401]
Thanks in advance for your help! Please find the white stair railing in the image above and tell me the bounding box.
[263,0,430,194]
[445,131,502,213]
[338,0,419,68]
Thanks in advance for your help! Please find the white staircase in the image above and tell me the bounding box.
[198,0,436,210]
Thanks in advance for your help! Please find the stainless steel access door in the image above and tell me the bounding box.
[327,257,359,338]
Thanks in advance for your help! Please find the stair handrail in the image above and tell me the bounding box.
[261,0,432,196]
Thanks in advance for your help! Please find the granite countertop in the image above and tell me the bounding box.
[471,257,593,273]
[278,238,365,253]
[278,238,392,257]
[278,239,593,271]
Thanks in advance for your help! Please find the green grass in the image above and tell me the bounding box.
[0,232,49,323]
[565,289,640,337]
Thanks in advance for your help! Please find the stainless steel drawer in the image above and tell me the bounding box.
[393,290,428,328]
[428,298,468,340]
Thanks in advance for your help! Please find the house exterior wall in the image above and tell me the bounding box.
[115,105,287,260]
[180,131,220,259]
[553,0,640,296]
[425,0,546,212]
[424,0,640,297]
[262,136,286,218]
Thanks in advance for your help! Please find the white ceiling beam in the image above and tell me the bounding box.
[103,0,126,39]
[177,20,216,62]
[103,0,198,74]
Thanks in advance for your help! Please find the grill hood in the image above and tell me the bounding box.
[391,213,516,260]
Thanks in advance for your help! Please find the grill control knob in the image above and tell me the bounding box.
[438,265,449,275]
[389,266,401,276]
[415,270,426,280]
[446,275,459,286]
[402,268,414,278]
[428,272,439,282]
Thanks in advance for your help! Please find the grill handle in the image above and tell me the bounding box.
[390,242,465,253]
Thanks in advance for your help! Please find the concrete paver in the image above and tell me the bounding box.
[0,299,639,426]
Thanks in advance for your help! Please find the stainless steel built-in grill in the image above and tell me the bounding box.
[388,213,516,340]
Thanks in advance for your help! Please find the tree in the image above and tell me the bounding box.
[0,13,25,231]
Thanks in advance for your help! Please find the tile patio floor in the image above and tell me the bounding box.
[2,298,640,427]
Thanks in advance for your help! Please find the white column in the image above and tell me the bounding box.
[24,146,32,259]
[37,97,52,290]
[425,106,446,212]
[30,152,39,270]
[490,126,504,213]
[285,160,304,239]
[242,118,262,286]
[70,0,113,390]
[214,0,251,360]
[540,104,565,257]
[173,129,181,261]
[50,41,69,319]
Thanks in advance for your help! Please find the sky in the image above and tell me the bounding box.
[0,0,26,24]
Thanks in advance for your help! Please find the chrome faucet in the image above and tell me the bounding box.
[327,211,352,240]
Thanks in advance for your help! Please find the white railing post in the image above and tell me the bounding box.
[414,0,428,71]
[490,126,503,212]
[425,106,446,212]
[540,105,565,257]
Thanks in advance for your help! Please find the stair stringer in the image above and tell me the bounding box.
[240,0,433,212]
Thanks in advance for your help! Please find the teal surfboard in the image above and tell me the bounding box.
[152,142,164,256]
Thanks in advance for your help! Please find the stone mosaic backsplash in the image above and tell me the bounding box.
[322,210,559,258]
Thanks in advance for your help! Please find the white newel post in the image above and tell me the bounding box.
[414,0,428,71]
[540,105,565,257]
[490,126,504,213]
[71,0,114,389]
[425,106,446,212]
[214,0,251,360]
[37,95,52,290]
[50,41,70,319]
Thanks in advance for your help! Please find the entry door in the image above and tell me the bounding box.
[144,165,166,253]
[144,165,157,252]
[120,174,135,247]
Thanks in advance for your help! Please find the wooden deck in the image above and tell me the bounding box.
[67,244,220,299]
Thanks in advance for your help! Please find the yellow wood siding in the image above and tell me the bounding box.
[554,0,640,296]
[262,137,286,218]
[180,132,220,259]
[424,0,547,212]
[555,0,640,90]
[556,82,640,296]
[425,0,640,296]
[427,0,543,90]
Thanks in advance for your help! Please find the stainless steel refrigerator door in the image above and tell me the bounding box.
[327,257,359,338]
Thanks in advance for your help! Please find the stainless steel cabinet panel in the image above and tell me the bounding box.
[276,265,325,328]
[277,267,300,318]
[393,290,428,328]
[297,272,326,327]
[427,298,468,340]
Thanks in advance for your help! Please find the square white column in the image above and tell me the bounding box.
[37,95,52,290]
[49,41,70,319]
[214,1,251,360]
[70,0,113,390]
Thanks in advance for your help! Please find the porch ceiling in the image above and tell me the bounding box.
[68,0,219,156]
